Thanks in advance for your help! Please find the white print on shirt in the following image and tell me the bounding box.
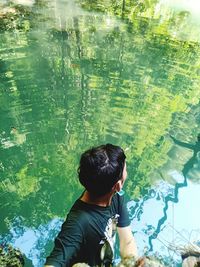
[99,213,120,262]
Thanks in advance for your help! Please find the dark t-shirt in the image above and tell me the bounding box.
[45,193,130,267]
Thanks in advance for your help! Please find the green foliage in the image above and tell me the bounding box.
[0,4,31,32]
[15,166,40,198]
[0,245,24,267]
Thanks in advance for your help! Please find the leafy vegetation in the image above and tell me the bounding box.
[0,244,24,267]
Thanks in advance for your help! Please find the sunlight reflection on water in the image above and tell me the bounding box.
[130,178,200,264]
[8,218,62,267]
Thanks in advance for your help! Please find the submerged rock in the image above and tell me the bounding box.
[182,256,200,267]
[181,242,200,267]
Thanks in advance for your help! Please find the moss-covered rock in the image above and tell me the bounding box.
[0,244,24,267]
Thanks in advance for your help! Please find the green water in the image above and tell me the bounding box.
[0,1,200,266]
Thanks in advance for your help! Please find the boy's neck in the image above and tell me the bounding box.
[80,190,114,207]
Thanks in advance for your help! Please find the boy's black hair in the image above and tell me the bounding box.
[78,144,126,197]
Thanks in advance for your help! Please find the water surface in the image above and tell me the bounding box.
[0,0,200,266]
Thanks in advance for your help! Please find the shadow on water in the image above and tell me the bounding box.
[148,134,200,251]
[170,134,200,178]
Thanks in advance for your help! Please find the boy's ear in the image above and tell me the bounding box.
[113,180,122,193]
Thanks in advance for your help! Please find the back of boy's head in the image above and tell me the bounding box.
[78,144,126,197]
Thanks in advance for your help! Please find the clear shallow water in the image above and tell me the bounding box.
[0,0,200,266]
